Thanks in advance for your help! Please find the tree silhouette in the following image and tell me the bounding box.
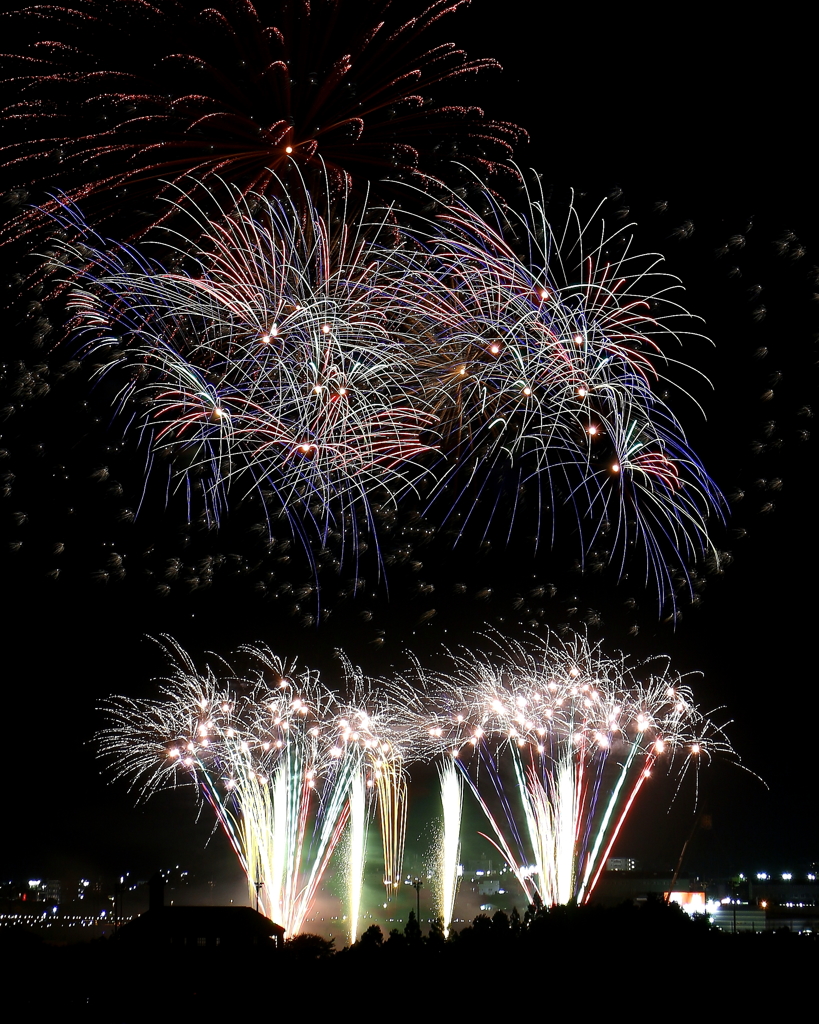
[404,910,422,946]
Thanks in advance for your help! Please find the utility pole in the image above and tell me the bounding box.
[412,877,423,924]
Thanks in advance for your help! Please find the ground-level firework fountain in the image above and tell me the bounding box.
[100,639,409,937]
[436,760,464,935]
[410,631,736,908]
[100,631,737,935]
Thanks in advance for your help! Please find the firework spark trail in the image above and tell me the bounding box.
[334,655,415,904]
[346,768,368,945]
[437,758,463,935]
[373,751,408,897]
[51,180,439,555]
[247,644,415,921]
[411,629,737,907]
[512,751,578,907]
[577,743,656,904]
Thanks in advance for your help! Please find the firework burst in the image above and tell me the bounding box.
[101,630,739,927]
[52,178,438,555]
[53,172,724,599]
[1,0,524,243]
[385,173,726,603]
[407,629,737,906]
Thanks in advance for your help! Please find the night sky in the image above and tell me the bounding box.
[1,1,815,894]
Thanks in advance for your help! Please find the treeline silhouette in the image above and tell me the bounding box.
[4,898,816,1017]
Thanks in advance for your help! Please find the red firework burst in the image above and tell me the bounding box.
[0,0,525,241]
